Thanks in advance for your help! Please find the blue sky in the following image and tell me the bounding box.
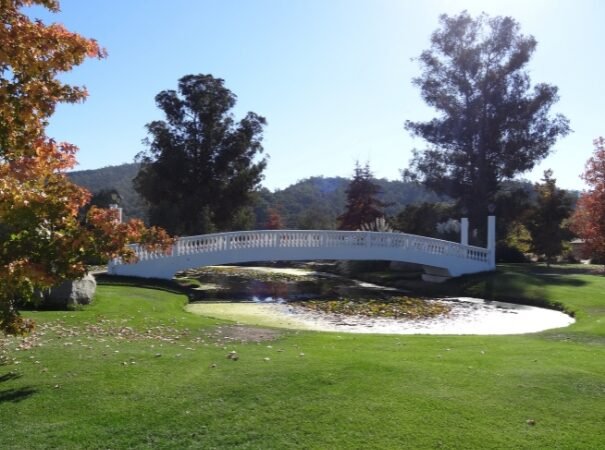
[32,0,605,191]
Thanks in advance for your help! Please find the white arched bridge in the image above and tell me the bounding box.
[108,217,496,282]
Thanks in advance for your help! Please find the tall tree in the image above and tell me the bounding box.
[393,202,455,239]
[404,11,570,240]
[0,0,173,334]
[135,74,267,236]
[337,162,386,230]
[571,137,605,262]
[525,170,572,265]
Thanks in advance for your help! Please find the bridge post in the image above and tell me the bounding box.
[460,218,469,246]
[487,216,496,270]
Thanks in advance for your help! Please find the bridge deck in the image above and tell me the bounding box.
[108,228,496,281]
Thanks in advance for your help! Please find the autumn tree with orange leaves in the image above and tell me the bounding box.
[0,0,173,334]
[571,138,605,263]
[265,208,284,230]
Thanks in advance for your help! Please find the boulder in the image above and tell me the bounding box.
[45,274,97,308]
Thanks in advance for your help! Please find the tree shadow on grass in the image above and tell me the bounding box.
[0,372,37,404]
[485,265,588,288]
[505,263,604,277]
[395,266,586,316]
[0,387,37,403]
[0,372,21,383]
[528,273,587,287]
[95,274,188,294]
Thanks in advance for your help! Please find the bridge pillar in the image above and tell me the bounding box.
[487,215,496,269]
[460,218,469,246]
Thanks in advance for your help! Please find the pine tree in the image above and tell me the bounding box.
[525,170,572,266]
[404,12,569,237]
[337,162,386,230]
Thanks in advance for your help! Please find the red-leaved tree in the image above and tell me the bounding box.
[265,208,284,230]
[571,137,605,262]
[0,0,173,334]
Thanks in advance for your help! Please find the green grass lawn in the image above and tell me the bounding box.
[1,264,604,449]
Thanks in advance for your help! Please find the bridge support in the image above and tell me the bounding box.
[488,215,496,270]
[421,266,452,283]
[460,218,469,246]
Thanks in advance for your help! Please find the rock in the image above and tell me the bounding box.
[44,274,97,309]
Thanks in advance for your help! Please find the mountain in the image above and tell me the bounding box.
[261,176,441,229]
[68,163,441,228]
[68,163,147,220]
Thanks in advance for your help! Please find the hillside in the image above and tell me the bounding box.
[260,176,441,229]
[69,163,441,228]
[68,163,147,220]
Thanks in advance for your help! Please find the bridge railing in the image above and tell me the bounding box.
[116,230,490,266]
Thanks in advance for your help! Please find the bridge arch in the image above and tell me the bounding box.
[109,218,496,282]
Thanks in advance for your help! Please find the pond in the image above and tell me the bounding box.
[182,266,575,335]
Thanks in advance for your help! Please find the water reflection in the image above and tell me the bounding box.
[178,266,397,303]
[181,266,576,335]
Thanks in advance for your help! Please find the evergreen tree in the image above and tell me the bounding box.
[337,162,386,230]
[393,202,455,239]
[135,74,267,235]
[404,12,570,239]
[525,170,572,265]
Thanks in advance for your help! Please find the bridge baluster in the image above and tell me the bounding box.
[109,227,495,278]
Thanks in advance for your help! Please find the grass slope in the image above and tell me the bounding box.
[0,265,604,449]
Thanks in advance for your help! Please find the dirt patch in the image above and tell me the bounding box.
[204,324,283,344]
